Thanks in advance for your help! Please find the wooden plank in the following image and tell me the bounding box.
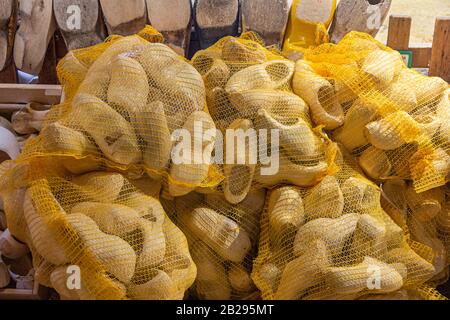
[38,36,59,84]
[194,0,239,49]
[146,0,192,56]
[330,0,392,43]
[387,15,411,50]
[241,0,290,47]
[410,44,432,68]
[54,0,106,50]
[0,84,62,105]
[0,280,49,300]
[429,17,450,82]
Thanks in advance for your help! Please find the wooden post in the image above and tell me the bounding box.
[241,0,290,47]
[387,15,411,51]
[429,17,450,82]
[194,0,239,49]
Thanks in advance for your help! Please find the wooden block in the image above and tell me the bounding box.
[100,0,147,36]
[387,15,411,51]
[146,0,192,56]
[429,17,450,82]
[14,0,56,75]
[54,0,106,50]
[194,0,239,49]
[38,36,58,84]
[329,0,392,43]
[0,0,17,72]
[241,0,290,47]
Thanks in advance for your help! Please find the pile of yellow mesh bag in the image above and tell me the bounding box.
[0,26,448,300]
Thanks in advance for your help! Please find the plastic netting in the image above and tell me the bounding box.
[16,26,222,193]
[381,180,450,288]
[252,146,446,300]
[191,32,337,197]
[293,32,449,193]
[163,33,336,299]
[0,159,195,299]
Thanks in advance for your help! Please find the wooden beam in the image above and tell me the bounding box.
[241,0,290,47]
[429,17,450,82]
[0,84,62,105]
[387,15,411,51]
[194,0,239,49]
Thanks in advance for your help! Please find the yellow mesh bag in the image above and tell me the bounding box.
[252,146,442,300]
[16,26,222,192]
[156,33,337,300]
[191,32,337,200]
[0,159,196,300]
[292,32,449,193]
[381,179,450,288]
[161,186,265,300]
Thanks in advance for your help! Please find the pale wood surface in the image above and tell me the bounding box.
[195,0,239,48]
[0,84,62,105]
[100,0,147,36]
[330,0,392,43]
[54,0,106,50]
[241,0,290,47]
[146,0,192,55]
[13,0,56,75]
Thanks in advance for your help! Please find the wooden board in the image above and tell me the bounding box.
[241,0,290,47]
[0,280,50,300]
[429,17,450,82]
[146,0,192,56]
[387,15,411,51]
[0,84,62,105]
[194,0,239,49]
